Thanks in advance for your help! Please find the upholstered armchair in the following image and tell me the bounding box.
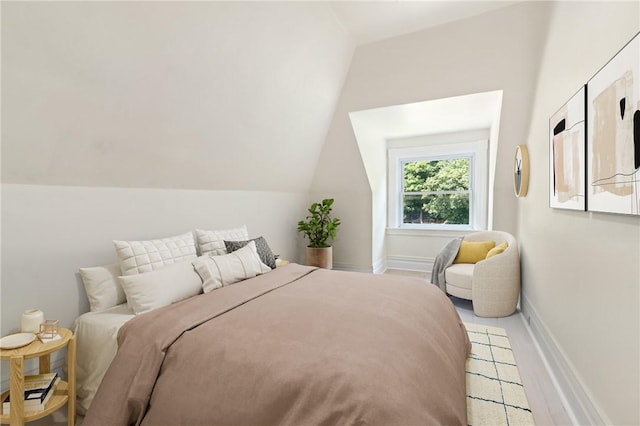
[444,230,520,317]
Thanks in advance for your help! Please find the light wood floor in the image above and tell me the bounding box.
[33,269,573,426]
[385,268,573,425]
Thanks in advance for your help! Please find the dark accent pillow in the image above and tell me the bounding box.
[224,237,276,269]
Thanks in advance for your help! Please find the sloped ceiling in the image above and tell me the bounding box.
[330,1,521,45]
[2,1,521,193]
[1,2,353,192]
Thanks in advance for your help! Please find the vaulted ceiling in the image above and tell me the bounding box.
[330,1,520,45]
[2,1,519,193]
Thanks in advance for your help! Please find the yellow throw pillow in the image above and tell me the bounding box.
[486,241,508,259]
[453,240,496,264]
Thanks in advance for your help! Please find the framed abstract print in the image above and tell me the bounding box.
[549,86,586,210]
[586,33,640,215]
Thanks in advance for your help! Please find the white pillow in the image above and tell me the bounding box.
[119,259,203,315]
[79,263,126,312]
[195,225,248,256]
[193,241,271,293]
[114,232,197,275]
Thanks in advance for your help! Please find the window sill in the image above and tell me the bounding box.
[386,227,478,238]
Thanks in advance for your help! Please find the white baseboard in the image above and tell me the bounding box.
[334,256,433,274]
[386,255,433,273]
[521,294,609,425]
[332,257,387,274]
[332,263,374,273]
[372,257,387,274]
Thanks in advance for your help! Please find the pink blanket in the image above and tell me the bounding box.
[84,264,470,425]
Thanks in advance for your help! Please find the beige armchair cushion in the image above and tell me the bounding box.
[444,264,474,300]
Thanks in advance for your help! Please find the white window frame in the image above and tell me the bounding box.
[388,140,488,231]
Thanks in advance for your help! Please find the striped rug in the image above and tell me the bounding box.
[465,322,535,426]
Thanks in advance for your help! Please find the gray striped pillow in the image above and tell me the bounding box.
[224,236,276,269]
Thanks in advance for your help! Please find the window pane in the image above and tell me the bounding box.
[403,193,470,225]
[403,158,469,192]
[402,158,471,225]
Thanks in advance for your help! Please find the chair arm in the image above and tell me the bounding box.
[470,245,520,317]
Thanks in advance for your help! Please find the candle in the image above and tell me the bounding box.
[21,309,44,334]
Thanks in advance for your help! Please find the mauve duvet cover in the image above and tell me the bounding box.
[84,263,470,426]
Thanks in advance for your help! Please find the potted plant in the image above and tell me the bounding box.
[297,198,340,269]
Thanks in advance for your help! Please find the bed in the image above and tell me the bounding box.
[73,303,134,414]
[81,263,470,425]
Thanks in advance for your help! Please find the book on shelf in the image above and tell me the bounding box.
[2,372,59,415]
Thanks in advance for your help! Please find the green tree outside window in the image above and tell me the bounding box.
[402,158,470,225]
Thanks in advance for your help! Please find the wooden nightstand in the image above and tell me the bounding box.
[275,259,290,268]
[0,328,75,426]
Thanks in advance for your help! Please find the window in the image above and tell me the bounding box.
[388,141,488,230]
[402,157,471,225]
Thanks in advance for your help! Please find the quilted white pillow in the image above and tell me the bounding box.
[193,241,271,293]
[195,225,248,256]
[119,259,203,315]
[79,263,127,312]
[114,232,197,275]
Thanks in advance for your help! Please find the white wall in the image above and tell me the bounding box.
[0,184,308,388]
[311,2,551,271]
[520,2,639,424]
